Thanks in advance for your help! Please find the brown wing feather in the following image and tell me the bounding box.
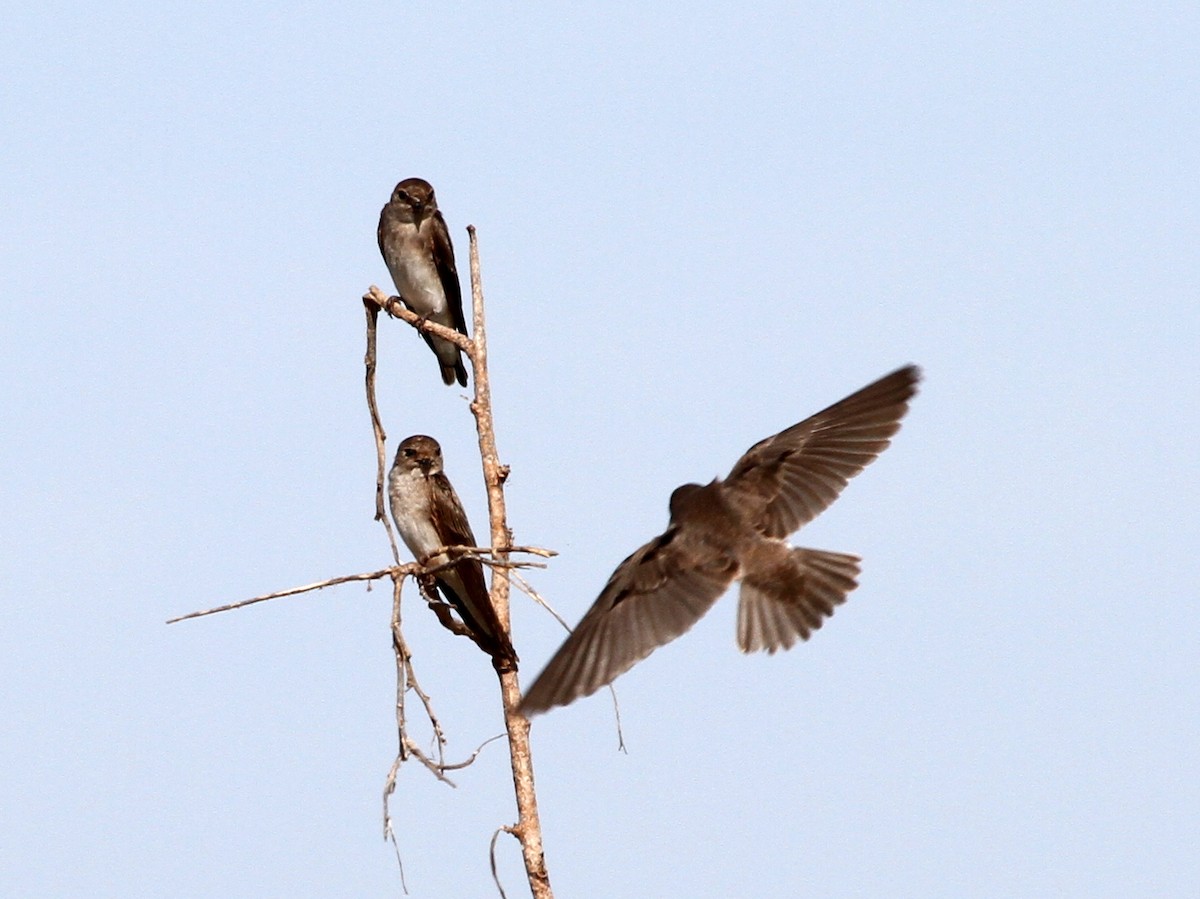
[429,211,468,337]
[429,472,478,548]
[520,528,739,716]
[428,474,514,662]
[725,365,920,538]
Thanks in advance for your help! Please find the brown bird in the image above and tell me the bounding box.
[520,365,920,716]
[377,178,469,387]
[388,435,516,665]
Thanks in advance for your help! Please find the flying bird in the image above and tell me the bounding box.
[377,178,470,387]
[520,365,920,716]
[388,435,517,665]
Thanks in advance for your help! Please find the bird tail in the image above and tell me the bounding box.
[436,563,518,668]
[736,548,860,653]
[432,349,467,386]
[442,357,468,387]
[420,331,468,387]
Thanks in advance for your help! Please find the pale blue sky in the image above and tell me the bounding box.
[2,3,1197,897]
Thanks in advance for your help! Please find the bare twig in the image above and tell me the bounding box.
[166,567,403,623]
[364,284,475,358]
[509,572,572,633]
[509,572,627,753]
[387,833,409,896]
[422,555,547,581]
[442,733,506,771]
[433,544,557,560]
[490,826,517,899]
[364,299,403,562]
[165,549,548,628]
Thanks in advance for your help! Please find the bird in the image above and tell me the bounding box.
[377,178,470,387]
[388,434,517,666]
[520,365,920,716]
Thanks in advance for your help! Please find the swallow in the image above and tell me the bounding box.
[521,365,920,715]
[389,434,516,665]
[378,178,469,386]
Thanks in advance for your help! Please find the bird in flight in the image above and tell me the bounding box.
[377,178,470,387]
[388,434,516,666]
[521,365,920,715]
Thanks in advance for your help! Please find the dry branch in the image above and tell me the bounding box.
[367,227,554,896]
[461,226,553,897]
[172,226,556,898]
[166,567,403,623]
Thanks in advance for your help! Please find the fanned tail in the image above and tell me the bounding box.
[736,548,861,653]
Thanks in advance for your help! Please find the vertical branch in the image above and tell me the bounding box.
[364,301,388,522]
[364,301,402,564]
[466,226,553,899]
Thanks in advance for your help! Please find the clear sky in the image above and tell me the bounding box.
[2,3,1197,897]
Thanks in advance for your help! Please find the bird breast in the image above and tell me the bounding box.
[388,469,444,561]
[383,229,449,317]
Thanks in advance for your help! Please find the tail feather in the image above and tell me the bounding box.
[436,565,517,667]
[437,354,468,387]
[736,548,861,653]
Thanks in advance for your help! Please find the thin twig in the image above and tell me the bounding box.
[442,733,505,771]
[364,284,475,357]
[364,299,402,562]
[422,555,547,580]
[432,543,557,560]
[384,576,458,845]
[509,572,627,753]
[509,572,572,632]
[166,567,403,623]
[489,827,515,899]
[386,827,409,896]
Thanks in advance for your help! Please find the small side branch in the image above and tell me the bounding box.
[364,284,475,358]
[166,567,404,624]
[364,299,403,562]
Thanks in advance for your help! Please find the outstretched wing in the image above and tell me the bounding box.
[520,527,739,716]
[725,365,920,538]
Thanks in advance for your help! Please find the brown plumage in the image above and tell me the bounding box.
[388,435,516,665]
[521,365,920,716]
[377,178,469,387]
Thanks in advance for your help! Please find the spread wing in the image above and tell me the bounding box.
[725,365,920,538]
[520,526,739,716]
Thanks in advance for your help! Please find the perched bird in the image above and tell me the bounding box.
[388,435,516,665]
[521,365,920,716]
[377,178,469,387]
